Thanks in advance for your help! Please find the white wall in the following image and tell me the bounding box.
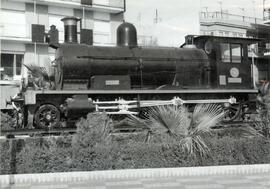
[1,10,27,38]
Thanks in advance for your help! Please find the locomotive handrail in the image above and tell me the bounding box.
[77,56,207,62]
[93,97,236,115]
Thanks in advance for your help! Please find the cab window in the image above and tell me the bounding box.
[220,43,242,63]
[220,43,230,62]
[231,44,241,63]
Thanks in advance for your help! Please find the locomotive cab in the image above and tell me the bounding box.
[189,36,260,89]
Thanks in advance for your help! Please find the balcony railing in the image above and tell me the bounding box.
[200,11,263,25]
[48,0,124,8]
[16,0,125,12]
[85,0,124,9]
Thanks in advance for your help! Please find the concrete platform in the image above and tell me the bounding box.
[1,164,270,189]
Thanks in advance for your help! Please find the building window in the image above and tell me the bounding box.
[0,53,23,80]
[220,43,242,63]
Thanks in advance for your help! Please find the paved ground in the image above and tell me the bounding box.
[2,173,270,189]
[1,165,270,189]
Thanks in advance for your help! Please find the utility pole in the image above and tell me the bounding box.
[153,9,162,24]
[203,7,209,17]
[252,0,256,23]
[252,0,256,17]
[217,1,223,18]
[203,6,208,12]
[217,1,223,13]
[263,0,266,20]
[239,7,246,22]
[137,12,142,27]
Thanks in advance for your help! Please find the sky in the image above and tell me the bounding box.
[125,0,266,47]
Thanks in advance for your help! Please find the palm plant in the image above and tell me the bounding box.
[128,104,225,157]
[180,104,224,157]
[23,61,54,89]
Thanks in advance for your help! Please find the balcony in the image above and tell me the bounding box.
[200,11,263,29]
[9,0,125,14]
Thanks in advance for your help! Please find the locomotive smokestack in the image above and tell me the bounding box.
[61,16,80,43]
[117,22,137,48]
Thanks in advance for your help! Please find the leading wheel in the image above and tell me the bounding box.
[222,103,242,123]
[34,104,60,129]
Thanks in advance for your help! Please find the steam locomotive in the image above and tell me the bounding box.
[11,16,260,129]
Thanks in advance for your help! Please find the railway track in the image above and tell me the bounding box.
[0,120,257,139]
[0,128,76,139]
[212,120,256,128]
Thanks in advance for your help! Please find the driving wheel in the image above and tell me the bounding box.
[34,104,60,129]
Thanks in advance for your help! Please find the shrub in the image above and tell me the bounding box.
[0,141,12,174]
[2,112,270,174]
[72,113,113,149]
[0,111,17,130]
[0,139,25,174]
[2,134,270,174]
[71,113,115,171]
[16,136,72,174]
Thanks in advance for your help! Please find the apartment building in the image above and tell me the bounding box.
[199,10,263,38]
[0,0,125,109]
[263,0,270,24]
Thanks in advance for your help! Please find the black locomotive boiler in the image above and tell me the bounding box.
[13,16,259,129]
